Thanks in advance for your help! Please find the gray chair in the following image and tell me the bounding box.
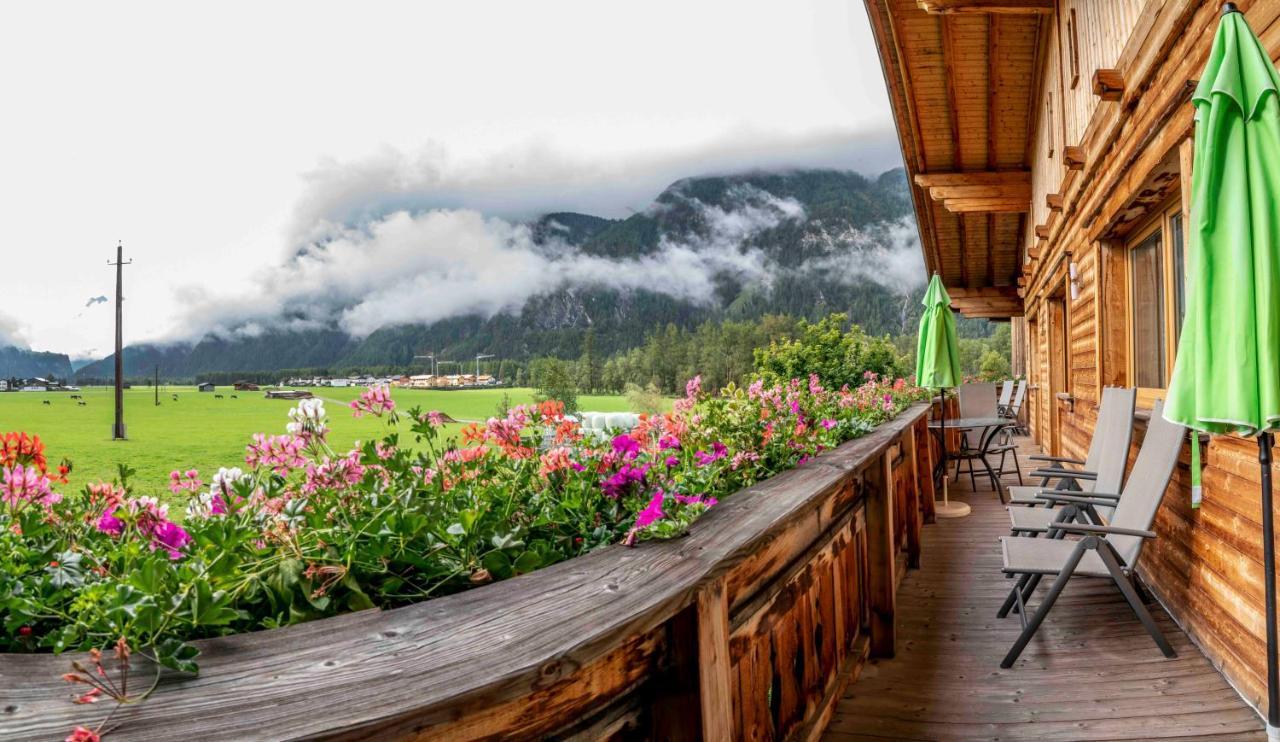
[1006,386,1136,508]
[958,382,999,418]
[997,380,1014,412]
[1003,380,1028,434]
[996,399,1185,668]
[1005,386,1137,533]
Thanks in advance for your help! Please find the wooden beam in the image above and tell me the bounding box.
[1046,193,1064,212]
[914,170,1030,188]
[926,183,1031,200]
[1034,224,1050,239]
[942,197,1030,213]
[1063,145,1086,170]
[917,0,1052,14]
[1092,68,1124,101]
[947,286,1019,299]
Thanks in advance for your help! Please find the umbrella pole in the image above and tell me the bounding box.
[935,387,969,518]
[1261,432,1279,732]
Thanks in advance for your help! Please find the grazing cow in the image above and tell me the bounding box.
[42,400,51,406]
[230,394,238,399]
[172,394,179,401]
[77,400,87,407]
[214,394,224,399]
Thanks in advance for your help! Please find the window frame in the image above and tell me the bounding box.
[1123,196,1186,407]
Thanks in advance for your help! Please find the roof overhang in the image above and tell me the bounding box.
[864,0,1048,317]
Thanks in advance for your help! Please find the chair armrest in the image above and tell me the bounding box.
[1028,454,1085,465]
[1034,492,1122,508]
[1045,522,1156,539]
[1030,467,1097,481]
[1036,488,1120,500]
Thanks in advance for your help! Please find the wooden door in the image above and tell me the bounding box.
[1048,293,1068,456]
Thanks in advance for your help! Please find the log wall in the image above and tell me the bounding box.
[0,406,934,741]
[1019,0,1280,715]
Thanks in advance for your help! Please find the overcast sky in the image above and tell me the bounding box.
[0,0,899,358]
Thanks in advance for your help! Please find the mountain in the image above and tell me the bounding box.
[77,167,968,381]
[0,346,74,380]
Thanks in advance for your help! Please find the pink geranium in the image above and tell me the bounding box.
[350,385,396,418]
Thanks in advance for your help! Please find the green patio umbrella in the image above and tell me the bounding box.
[1165,3,1280,730]
[916,273,965,516]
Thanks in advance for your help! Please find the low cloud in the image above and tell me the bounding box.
[0,310,30,349]
[798,216,925,294]
[286,128,902,246]
[171,186,802,340]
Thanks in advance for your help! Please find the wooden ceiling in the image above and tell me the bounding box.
[865,0,1048,317]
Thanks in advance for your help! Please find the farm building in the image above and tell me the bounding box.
[233,381,260,391]
[863,0,1280,732]
[197,382,215,392]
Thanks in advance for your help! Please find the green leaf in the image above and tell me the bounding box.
[46,551,83,589]
[154,638,201,675]
[513,551,542,574]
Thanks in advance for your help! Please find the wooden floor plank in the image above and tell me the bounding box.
[823,437,1266,741]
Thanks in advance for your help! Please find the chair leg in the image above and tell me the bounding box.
[1097,545,1176,658]
[998,573,1032,618]
[1000,545,1087,668]
[1012,447,1024,485]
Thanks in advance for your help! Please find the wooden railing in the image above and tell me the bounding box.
[0,403,933,742]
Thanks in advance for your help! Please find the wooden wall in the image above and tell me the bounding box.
[1019,0,1280,715]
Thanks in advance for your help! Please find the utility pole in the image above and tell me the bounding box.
[475,353,494,379]
[154,365,160,406]
[109,242,132,440]
[413,352,436,377]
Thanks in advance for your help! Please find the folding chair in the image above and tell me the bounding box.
[996,400,1185,668]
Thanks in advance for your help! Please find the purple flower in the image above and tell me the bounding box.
[658,435,681,451]
[634,490,666,529]
[820,419,838,430]
[96,506,123,537]
[695,441,729,467]
[150,521,192,560]
[611,434,642,460]
[665,455,680,468]
[602,464,648,499]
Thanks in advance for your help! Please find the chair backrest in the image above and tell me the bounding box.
[1009,380,1027,412]
[1082,387,1138,508]
[998,380,1014,407]
[958,383,999,418]
[1105,399,1186,567]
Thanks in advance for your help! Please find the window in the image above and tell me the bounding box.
[1067,9,1081,89]
[1126,200,1186,391]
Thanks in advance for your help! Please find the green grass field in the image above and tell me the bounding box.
[0,386,638,501]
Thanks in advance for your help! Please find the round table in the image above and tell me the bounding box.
[928,415,1012,501]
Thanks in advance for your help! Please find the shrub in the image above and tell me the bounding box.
[754,314,904,390]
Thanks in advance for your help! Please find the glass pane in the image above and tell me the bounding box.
[1171,211,1186,343]
[1131,229,1166,388]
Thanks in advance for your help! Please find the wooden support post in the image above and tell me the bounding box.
[865,452,897,657]
[697,578,733,741]
[903,430,923,568]
[1063,145,1086,170]
[1092,68,1124,101]
[1045,193,1064,212]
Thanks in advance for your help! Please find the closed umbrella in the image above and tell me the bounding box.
[1165,3,1280,732]
[916,273,966,517]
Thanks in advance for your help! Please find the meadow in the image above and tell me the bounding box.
[0,385,638,501]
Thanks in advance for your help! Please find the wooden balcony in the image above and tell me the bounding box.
[824,435,1266,741]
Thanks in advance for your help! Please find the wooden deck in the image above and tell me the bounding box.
[823,436,1267,741]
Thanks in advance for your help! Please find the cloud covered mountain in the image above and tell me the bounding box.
[76,167,927,381]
